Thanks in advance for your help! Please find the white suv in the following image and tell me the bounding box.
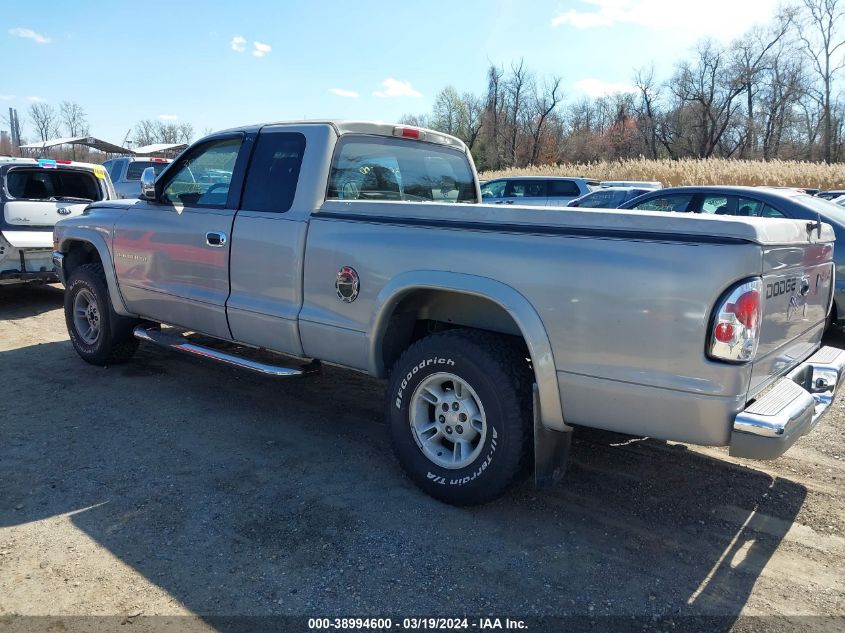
[480,176,600,207]
[0,157,113,284]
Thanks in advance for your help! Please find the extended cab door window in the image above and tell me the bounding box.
[160,137,242,208]
[240,132,306,213]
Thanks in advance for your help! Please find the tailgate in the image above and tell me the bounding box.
[3,200,89,228]
[749,241,834,396]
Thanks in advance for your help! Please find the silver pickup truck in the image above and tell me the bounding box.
[52,121,845,505]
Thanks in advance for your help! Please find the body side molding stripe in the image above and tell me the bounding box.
[313,211,752,245]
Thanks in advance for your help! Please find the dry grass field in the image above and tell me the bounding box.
[480,158,845,190]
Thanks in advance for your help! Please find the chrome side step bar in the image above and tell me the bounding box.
[133,326,321,377]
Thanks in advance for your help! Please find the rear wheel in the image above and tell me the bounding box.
[386,329,533,505]
[65,263,139,365]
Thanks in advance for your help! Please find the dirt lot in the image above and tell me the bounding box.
[1,283,844,631]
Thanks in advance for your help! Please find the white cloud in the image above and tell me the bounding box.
[373,77,422,98]
[8,27,51,44]
[551,0,778,40]
[231,35,246,52]
[158,114,179,121]
[27,96,45,102]
[574,78,637,98]
[329,88,360,98]
[253,41,272,57]
[0,95,15,101]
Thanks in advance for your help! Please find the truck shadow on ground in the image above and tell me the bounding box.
[0,338,819,630]
[0,283,64,318]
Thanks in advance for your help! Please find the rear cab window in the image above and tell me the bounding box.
[126,161,170,181]
[5,167,105,202]
[327,136,477,204]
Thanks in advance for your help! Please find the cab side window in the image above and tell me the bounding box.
[160,137,242,208]
[547,180,580,197]
[240,132,306,213]
[505,180,546,198]
[481,180,506,199]
[701,195,735,215]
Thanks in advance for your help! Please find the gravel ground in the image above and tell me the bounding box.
[1,283,844,631]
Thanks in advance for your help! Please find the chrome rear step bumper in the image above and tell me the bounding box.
[133,326,321,377]
[731,345,845,459]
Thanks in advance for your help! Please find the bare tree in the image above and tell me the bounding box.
[528,77,563,164]
[730,12,793,157]
[29,102,59,142]
[59,101,89,137]
[177,122,194,144]
[798,0,845,162]
[59,101,89,158]
[633,66,661,158]
[506,59,531,165]
[133,119,157,147]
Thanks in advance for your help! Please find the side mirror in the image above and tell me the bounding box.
[139,167,157,201]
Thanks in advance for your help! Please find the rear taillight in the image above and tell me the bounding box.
[708,279,762,363]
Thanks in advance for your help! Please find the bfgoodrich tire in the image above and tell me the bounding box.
[386,329,533,505]
[64,263,139,365]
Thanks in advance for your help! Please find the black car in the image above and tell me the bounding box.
[620,185,845,325]
[817,190,845,200]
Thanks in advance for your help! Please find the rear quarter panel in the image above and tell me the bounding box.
[299,203,765,444]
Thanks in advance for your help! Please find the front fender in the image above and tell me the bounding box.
[57,225,133,317]
[368,270,568,432]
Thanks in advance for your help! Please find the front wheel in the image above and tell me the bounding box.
[386,329,533,505]
[64,263,139,365]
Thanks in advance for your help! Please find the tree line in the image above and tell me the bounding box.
[401,0,845,170]
[1,101,197,155]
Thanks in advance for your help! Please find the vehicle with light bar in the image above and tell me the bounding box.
[0,157,114,284]
[101,156,173,199]
[51,120,843,505]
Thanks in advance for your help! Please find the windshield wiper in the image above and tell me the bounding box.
[50,196,94,203]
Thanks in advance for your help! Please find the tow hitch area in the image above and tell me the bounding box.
[731,346,845,459]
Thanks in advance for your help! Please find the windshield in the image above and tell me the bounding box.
[327,136,477,204]
[126,161,169,180]
[5,168,103,202]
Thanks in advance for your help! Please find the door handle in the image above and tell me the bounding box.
[206,231,227,247]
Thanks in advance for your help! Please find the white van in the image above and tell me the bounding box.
[0,157,114,284]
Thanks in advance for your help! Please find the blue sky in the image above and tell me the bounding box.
[1,0,780,145]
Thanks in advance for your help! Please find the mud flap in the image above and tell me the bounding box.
[533,383,572,489]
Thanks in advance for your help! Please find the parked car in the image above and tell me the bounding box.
[621,185,845,326]
[568,186,654,208]
[0,157,113,284]
[817,190,845,200]
[101,157,172,199]
[54,122,841,505]
[600,180,662,189]
[480,176,599,206]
